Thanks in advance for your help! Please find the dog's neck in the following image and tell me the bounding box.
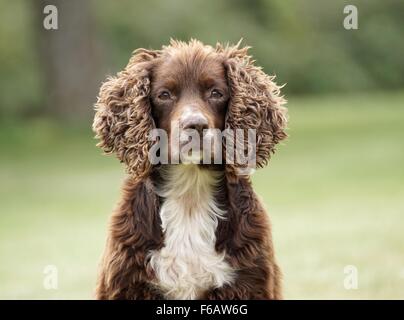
[155,164,224,203]
[148,164,234,299]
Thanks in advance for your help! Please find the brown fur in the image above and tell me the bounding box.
[93,40,287,300]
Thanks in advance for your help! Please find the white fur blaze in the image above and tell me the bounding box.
[148,164,234,299]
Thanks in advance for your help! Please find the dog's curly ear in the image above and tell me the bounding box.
[92,49,160,179]
[217,42,288,172]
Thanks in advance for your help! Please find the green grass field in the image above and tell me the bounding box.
[1,92,403,299]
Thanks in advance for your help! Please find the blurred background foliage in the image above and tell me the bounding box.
[0,0,404,299]
[0,0,403,120]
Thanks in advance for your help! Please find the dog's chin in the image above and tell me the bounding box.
[170,146,217,165]
[179,150,203,165]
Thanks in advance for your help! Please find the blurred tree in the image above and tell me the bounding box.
[33,0,100,120]
[0,0,403,120]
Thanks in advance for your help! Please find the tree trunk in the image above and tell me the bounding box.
[33,0,100,121]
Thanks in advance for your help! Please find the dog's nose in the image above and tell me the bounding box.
[182,113,209,134]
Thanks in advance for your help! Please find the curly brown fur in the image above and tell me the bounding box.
[93,39,287,300]
[95,177,164,299]
[207,174,282,299]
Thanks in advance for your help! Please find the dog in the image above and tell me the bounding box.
[93,39,287,299]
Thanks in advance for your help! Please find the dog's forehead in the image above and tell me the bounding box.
[153,48,226,87]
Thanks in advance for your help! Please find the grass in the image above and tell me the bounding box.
[1,91,404,299]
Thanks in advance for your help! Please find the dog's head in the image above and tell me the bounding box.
[93,39,287,179]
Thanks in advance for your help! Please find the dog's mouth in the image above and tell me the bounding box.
[178,139,205,164]
[149,127,257,167]
[177,130,222,164]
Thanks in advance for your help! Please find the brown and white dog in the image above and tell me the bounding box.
[92,39,287,300]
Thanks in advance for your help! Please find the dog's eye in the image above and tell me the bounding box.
[210,89,223,99]
[158,91,171,100]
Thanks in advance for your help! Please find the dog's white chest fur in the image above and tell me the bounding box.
[148,165,234,299]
